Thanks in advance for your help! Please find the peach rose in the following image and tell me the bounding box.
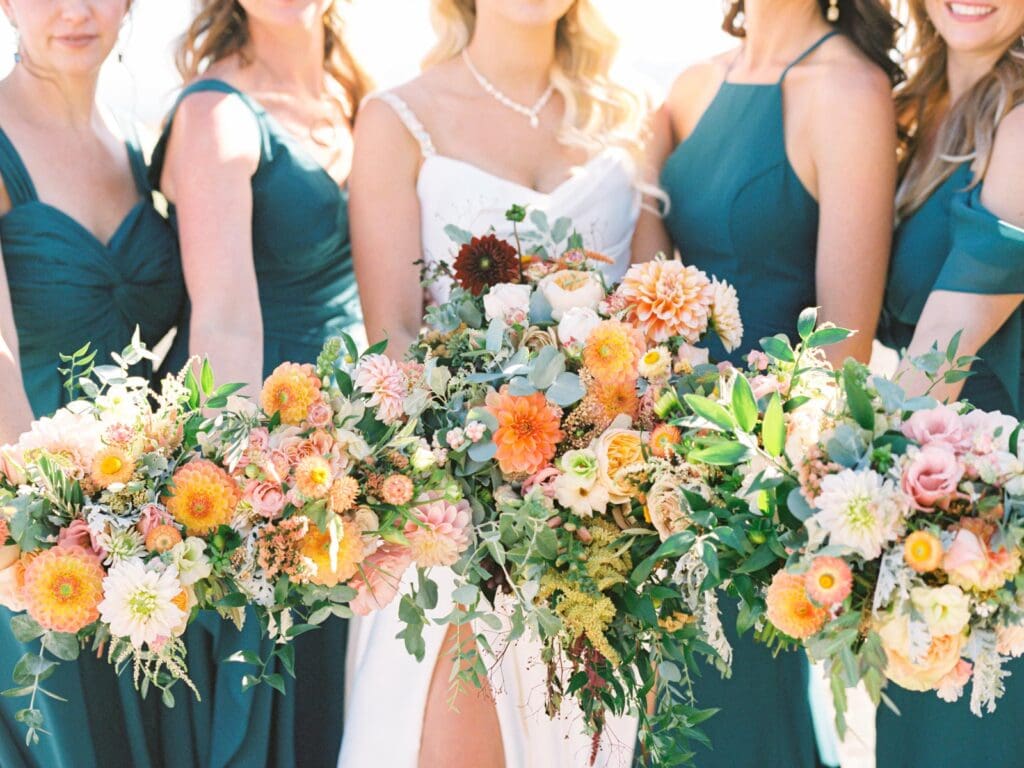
[997,624,1024,657]
[901,445,963,511]
[247,481,287,519]
[594,421,645,504]
[901,405,969,454]
[0,446,25,485]
[0,545,26,611]
[944,528,1021,592]
[307,401,333,429]
[878,612,965,691]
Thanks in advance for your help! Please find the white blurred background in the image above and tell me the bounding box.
[0,0,733,127]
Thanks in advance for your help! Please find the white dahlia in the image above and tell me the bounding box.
[807,469,908,560]
[99,561,186,648]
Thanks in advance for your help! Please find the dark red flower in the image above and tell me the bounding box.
[452,235,520,295]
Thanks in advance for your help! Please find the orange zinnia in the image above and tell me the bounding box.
[583,321,645,386]
[766,571,828,640]
[485,386,564,476]
[260,363,322,425]
[649,424,682,459]
[165,459,241,537]
[21,546,105,634]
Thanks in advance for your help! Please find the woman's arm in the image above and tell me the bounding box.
[0,245,34,443]
[349,98,428,360]
[898,107,1024,402]
[160,91,264,392]
[630,102,674,264]
[812,65,897,365]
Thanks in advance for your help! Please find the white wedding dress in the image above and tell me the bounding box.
[340,91,641,768]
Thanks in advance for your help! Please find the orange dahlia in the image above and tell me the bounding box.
[452,235,520,295]
[905,530,943,573]
[804,556,853,606]
[583,320,645,386]
[328,476,361,514]
[145,524,183,554]
[300,516,366,586]
[166,459,241,537]
[22,546,105,633]
[592,378,640,423]
[485,386,564,476]
[766,571,828,639]
[617,260,714,344]
[295,456,333,500]
[91,447,135,488]
[649,424,682,459]
[260,363,322,425]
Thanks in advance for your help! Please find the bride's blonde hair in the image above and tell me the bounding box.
[177,0,372,119]
[423,0,647,158]
[895,0,1024,219]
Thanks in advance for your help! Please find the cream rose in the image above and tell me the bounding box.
[594,418,645,504]
[539,270,604,321]
[910,585,970,636]
[483,283,532,325]
[878,612,965,692]
[557,307,602,348]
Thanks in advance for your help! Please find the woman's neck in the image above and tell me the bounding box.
[4,63,99,130]
[463,13,556,104]
[946,47,1004,103]
[245,16,326,98]
[741,0,831,71]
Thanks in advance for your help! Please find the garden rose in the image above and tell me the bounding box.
[483,283,532,325]
[901,405,969,454]
[557,306,602,348]
[594,419,645,504]
[901,445,964,510]
[248,481,287,519]
[878,612,964,691]
[944,527,1021,592]
[539,270,604,321]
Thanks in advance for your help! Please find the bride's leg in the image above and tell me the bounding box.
[418,624,506,768]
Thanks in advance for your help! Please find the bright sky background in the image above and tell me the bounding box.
[0,0,733,126]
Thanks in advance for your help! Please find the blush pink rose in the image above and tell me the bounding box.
[248,428,270,453]
[944,528,1022,592]
[58,519,101,554]
[522,467,560,499]
[136,503,173,536]
[0,446,25,486]
[308,430,334,457]
[268,450,291,482]
[901,405,970,454]
[307,401,333,429]
[247,480,286,519]
[349,544,414,616]
[901,445,964,511]
[936,659,973,702]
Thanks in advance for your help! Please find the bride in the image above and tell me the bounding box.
[342,1,655,765]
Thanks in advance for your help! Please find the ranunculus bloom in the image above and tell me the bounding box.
[901,405,969,454]
[58,519,101,555]
[247,427,270,453]
[878,612,964,692]
[136,503,174,537]
[901,445,964,511]
[483,283,533,324]
[247,480,287,519]
[960,409,1018,454]
[594,420,646,504]
[307,401,333,429]
[522,467,560,499]
[539,270,604,321]
[943,527,1021,592]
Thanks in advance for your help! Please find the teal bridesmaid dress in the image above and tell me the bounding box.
[150,79,361,768]
[0,123,185,767]
[876,167,1024,767]
[652,33,845,768]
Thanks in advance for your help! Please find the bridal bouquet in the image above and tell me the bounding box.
[654,311,1024,732]
[391,209,744,763]
[0,334,464,745]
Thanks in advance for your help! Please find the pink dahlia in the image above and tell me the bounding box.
[404,497,472,567]
[354,354,407,425]
[349,544,414,616]
[616,260,714,344]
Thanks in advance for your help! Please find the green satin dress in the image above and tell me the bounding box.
[653,34,844,768]
[0,124,185,767]
[876,168,1024,767]
[150,79,360,768]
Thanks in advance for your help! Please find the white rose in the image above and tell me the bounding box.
[170,537,213,587]
[557,307,602,348]
[483,283,532,324]
[539,270,605,321]
[910,585,971,637]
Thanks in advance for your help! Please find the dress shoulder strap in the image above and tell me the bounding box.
[366,91,437,158]
[779,31,840,83]
[0,125,38,207]
[114,116,152,197]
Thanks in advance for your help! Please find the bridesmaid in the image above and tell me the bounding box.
[149,1,369,766]
[632,1,901,765]
[875,1,1024,765]
[344,1,646,766]
[0,0,184,766]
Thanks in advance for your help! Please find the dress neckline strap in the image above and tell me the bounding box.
[0,125,38,206]
[367,91,437,159]
[778,30,839,83]
[168,79,273,160]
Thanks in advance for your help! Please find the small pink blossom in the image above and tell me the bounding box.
[751,374,785,401]
[936,660,972,703]
[677,343,710,369]
[136,503,173,536]
[523,467,560,499]
[286,487,304,509]
[747,351,770,371]
[901,445,964,510]
[58,519,101,555]
[446,428,466,451]
[307,401,333,429]
[902,405,970,454]
[247,481,287,519]
[248,428,270,453]
[104,423,134,446]
[307,430,334,457]
[465,422,486,443]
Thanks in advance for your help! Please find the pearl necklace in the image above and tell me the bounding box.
[461,49,555,128]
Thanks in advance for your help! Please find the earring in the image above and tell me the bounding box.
[827,0,840,23]
[12,30,21,64]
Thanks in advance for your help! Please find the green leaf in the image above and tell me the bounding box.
[200,359,215,396]
[843,362,875,432]
[42,632,79,662]
[452,584,480,605]
[807,327,854,349]
[285,623,318,639]
[215,592,248,609]
[241,675,261,692]
[551,217,572,243]
[225,650,263,666]
[688,441,751,466]
[468,441,497,462]
[797,307,818,340]
[415,571,439,611]
[444,224,473,245]
[761,393,785,457]
[9,615,44,644]
[760,335,795,363]
[264,673,287,695]
[529,209,550,232]
[735,542,782,574]
[631,531,696,585]
[161,688,176,708]
[730,374,758,433]
[546,372,585,407]
[684,394,735,431]
[276,644,296,677]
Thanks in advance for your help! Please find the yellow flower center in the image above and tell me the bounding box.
[100,455,124,475]
[912,541,932,560]
[643,351,661,365]
[53,574,79,602]
[309,467,329,485]
[818,573,835,590]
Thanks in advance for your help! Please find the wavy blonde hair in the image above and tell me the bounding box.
[423,0,647,158]
[895,1,1024,219]
[177,0,372,120]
